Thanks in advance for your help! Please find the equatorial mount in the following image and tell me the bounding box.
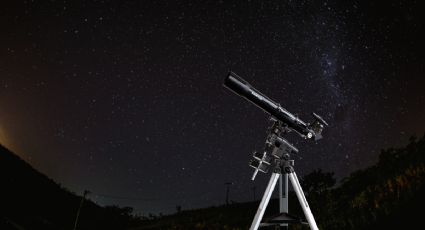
[250,119,298,181]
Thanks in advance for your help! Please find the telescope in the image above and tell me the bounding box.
[223,71,329,230]
[224,71,328,140]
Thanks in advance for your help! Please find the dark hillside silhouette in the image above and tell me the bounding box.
[0,144,141,230]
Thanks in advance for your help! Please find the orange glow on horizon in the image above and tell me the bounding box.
[0,124,14,152]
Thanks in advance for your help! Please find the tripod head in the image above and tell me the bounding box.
[223,72,329,180]
[249,120,299,180]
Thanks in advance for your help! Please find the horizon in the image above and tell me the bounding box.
[1,132,423,216]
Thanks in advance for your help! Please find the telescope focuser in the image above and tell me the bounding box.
[308,112,329,140]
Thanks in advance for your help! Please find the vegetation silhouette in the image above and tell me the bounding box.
[133,134,425,230]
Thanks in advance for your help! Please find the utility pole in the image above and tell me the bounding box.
[225,182,233,205]
[73,190,90,230]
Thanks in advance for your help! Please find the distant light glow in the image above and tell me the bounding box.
[0,124,12,150]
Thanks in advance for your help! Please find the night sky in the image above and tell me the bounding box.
[1,0,424,215]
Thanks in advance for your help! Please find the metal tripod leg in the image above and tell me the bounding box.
[288,171,319,230]
[249,172,280,230]
[279,174,288,213]
[279,174,289,229]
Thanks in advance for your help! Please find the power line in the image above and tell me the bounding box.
[90,190,214,202]
[93,193,161,201]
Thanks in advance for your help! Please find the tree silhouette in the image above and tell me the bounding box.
[301,169,336,196]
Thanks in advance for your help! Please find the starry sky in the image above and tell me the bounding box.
[1,0,424,215]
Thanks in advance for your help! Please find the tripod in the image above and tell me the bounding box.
[249,121,319,230]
